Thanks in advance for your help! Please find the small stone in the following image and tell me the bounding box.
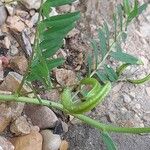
[20,0,42,10]
[0,94,24,125]
[122,94,132,103]
[30,126,40,132]
[24,20,33,28]
[112,82,123,93]
[58,5,71,13]
[140,22,150,37]
[43,89,60,101]
[146,87,150,97]
[15,10,29,18]
[25,105,58,129]
[0,72,32,94]
[0,90,11,95]
[29,33,35,44]
[107,113,116,123]
[0,56,10,69]
[135,104,141,110]
[70,118,82,125]
[120,107,128,114]
[58,49,67,59]
[6,16,26,32]
[41,130,61,150]
[59,140,69,150]
[5,4,14,16]
[0,136,14,150]
[143,112,150,122]
[134,114,144,127]
[0,103,12,133]
[10,116,31,135]
[53,121,63,135]
[4,36,11,49]
[8,102,25,120]
[0,60,4,81]
[129,91,135,98]
[0,2,7,26]
[10,55,28,75]
[22,30,33,57]
[30,12,39,25]
[29,10,36,16]
[11,131,42,150]
[54,69,76,86]
[61,121,68,133]
[1,24,9,32]
[69,115,74,122]
[10,45,19,56]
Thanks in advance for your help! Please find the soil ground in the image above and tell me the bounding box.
[65,0,150,149]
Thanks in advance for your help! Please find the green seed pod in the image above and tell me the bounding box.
[61,78,111,114]
[127,74,150,84]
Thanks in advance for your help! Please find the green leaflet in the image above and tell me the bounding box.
[46,58,65,70]
[40,12,80,29]
[127,0,138,23]
[91,40,99,69]
[27,0,80,89]
[113,14,117,40]
[123,0,131,15]
[42,23,76,41]
[87,53,93,76]
[43,44,63,58]
[43,0,76,8]
[103,22,110,42]
[40,39,63,50]
[101,132,117,150]
[126,0,148,23]
[117,4,123,31]
[121,32,127,43]
[110,51,140,65]
[138,3,148,15]
[104,65,118,82]
[96,71,108,83]
[98,29,107,59]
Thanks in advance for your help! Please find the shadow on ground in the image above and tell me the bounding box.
[65,124,150,150]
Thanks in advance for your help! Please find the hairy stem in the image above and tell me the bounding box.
[0,94,150,134]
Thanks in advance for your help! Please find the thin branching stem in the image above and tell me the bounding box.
[16,0,44,95]
[0,94,150,134]
[1,1,149,142]
[90,32,123,77]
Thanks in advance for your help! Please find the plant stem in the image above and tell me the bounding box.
[0,94,150,134]
[90,32,123,77]
[16,0,44,95]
